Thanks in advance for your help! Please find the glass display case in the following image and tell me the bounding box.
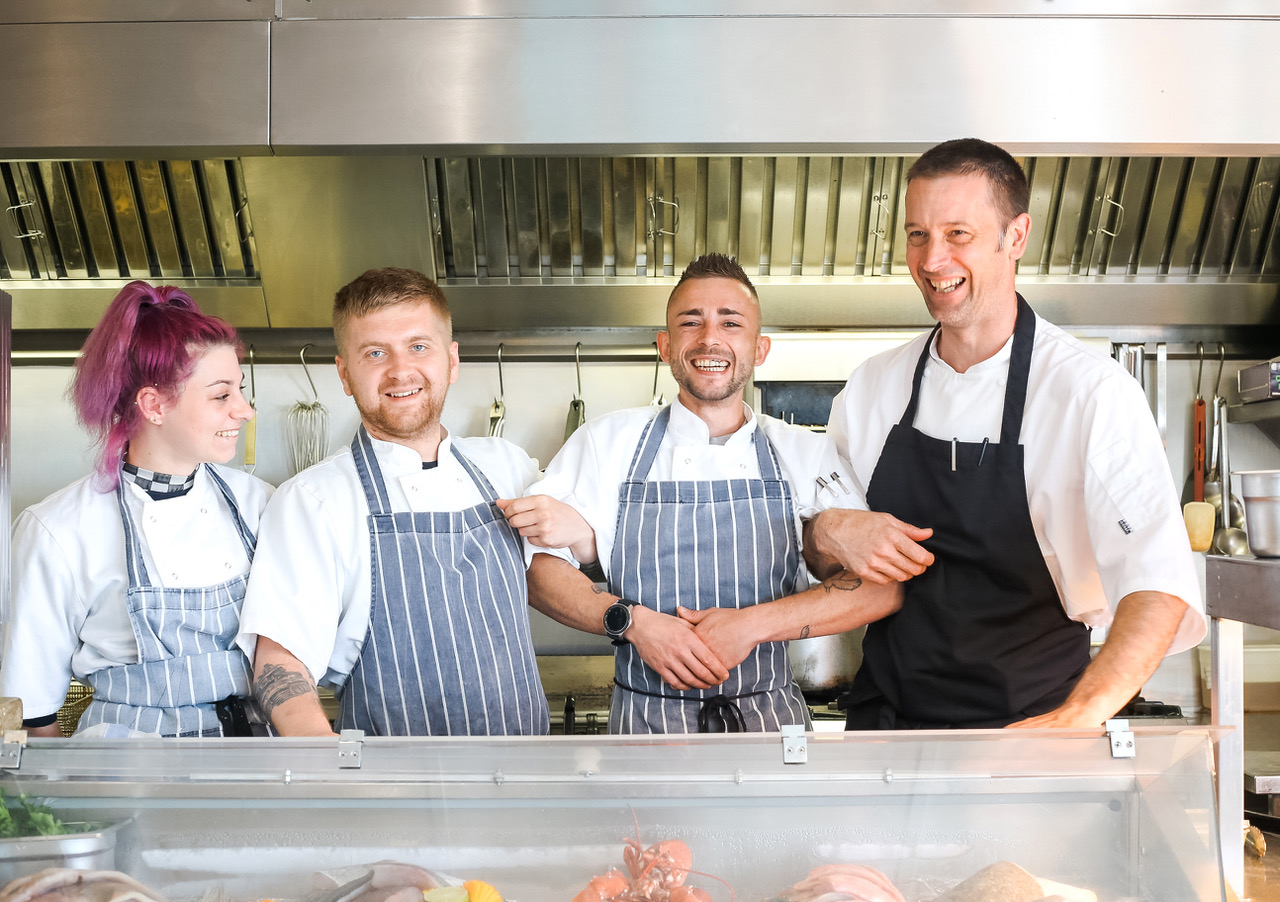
[0,727,1224,901]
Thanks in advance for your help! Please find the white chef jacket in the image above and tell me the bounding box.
[525,398,862,581]
[0,466,273,719]
[828,314,1206,654]
[236,431,540,686]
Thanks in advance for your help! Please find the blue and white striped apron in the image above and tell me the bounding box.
[80,467,261,737]
[608,406,809,733]
[335,428,550,736]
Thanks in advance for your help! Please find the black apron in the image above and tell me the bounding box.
[844,296,1090,730]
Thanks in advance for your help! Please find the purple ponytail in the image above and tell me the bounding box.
[71,281,240,489]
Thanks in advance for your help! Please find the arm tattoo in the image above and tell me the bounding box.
[821,573,863,593]
[799,625,811,640]
[590,583,605,594]
[255,663,318,717]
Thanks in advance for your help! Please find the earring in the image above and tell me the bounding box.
[150,418,161,425]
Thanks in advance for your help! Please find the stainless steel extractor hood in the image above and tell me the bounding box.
[1,1,1279,355]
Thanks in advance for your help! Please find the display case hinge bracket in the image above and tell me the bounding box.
[338,729,364,768]
[1105,718,1136,759]
[781,724,808,765]
[0,730,27,770]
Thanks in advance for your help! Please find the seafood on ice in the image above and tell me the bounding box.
[571,833,725,902]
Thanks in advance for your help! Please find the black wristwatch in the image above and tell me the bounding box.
[603,598,639,646]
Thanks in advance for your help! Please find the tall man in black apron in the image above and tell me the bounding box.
[807,139,1205,730]
[524,254,903,734]
[238,268,585,736]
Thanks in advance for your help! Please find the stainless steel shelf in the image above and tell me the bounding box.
[1227,401,1280,450]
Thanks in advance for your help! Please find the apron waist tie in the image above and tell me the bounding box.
[614,678,775,733]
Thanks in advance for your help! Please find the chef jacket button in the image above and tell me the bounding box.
[684,458,691,465]
[149,516,157,523]
[171,573,179,581]
[225,562,232,569]
[200,507,208,514]
[740,464,747,470]
[411,485,419,492]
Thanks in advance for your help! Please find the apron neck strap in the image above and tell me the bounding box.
[897,294,1037,446]
[351,426,503,512]
[115,464,254,589]
[999,294,1036,446]
[351,427,394,515]
[624,404,783,482]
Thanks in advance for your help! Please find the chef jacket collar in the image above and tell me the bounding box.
[926,327,1016,377]
[667,396,758,448]
[364,429,454,478]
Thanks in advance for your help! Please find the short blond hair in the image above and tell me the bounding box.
[333,267,451,354]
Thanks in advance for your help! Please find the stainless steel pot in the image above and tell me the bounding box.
[1241,469,1280,557]
[787,627,865,701]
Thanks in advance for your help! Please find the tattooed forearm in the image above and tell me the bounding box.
[590,583,606,594]
[799,625,811,640]
[821,573,863,593]
[255,663,318,717]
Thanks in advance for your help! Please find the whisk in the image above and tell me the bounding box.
[287,344,330,476]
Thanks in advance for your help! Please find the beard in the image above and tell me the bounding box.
[669,349,752,403]
[355,382,447,443]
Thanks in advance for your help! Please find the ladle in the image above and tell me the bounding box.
[1212,387,1251,556]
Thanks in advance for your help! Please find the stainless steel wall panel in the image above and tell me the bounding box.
[0,22,269,157]
[440,157,478,278]
[1137,158,1187,276]
[6,164,52,277]
[886,157,913,276]
[1168,157,1219,274]
[0,168,34,279]
[239,156,433,328]
[545,158,573,276]
[1047,157,1098,276]
[1081,158,1122,277]
[36,162,86,278]
[672,157,698,266]
[769,157,799,276]
[578,158,604,276]
[801,157,833,276]
[134,161,183,278]
[201,161,247,278]
[1200,157,1252,276]
[0,1,274,23]
[1021,157,1060,276]
[169,161,216,278]
[832,157,870,276]
[704,157,731,259]
[478,158,509,278]
[70,161,118,278]
[8,282,267,330]
[738,157,765,273]
[98,162,148,278]
[1232,158,1280,275]
[1103,157,1155,276]
[512,158,541,276]
[611,159,637,275]
[270,17,1280,155]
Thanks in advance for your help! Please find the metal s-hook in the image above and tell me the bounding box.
[1214,342,1226,398]
[497,343,505,401]
[574,342,583,398]
[488,344,507,438]
[1195,342,1204,401]
[247,345,257,407]
[650,341,666,407]
[299,344,320,402]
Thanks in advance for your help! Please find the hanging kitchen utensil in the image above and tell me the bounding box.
[487,344,506,437]
[243,345,257,475]
[286,344,331,476]
[564,342,586,441]
[1183,343,1214,552]
[1181,344,1205,506]
[1213,387,1251,557]
[1155,342,1167,448]
[649,342,666,407]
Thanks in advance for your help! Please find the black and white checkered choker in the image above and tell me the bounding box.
[122,463,197,500]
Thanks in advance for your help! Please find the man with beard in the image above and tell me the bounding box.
[522,254,902,734]
[236,268,592,736]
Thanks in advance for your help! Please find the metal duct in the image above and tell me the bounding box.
[428,155,1280,281]
[0,160,256,281]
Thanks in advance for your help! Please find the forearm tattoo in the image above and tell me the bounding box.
[821,573,863,593]
[255,663,318,717]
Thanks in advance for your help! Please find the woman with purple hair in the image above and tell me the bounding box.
[0,281,273,737]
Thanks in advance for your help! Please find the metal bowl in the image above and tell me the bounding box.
[1240,470,1280,558]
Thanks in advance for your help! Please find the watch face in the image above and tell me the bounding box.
[604,602,631,636]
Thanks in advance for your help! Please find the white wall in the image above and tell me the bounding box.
[12,339,1280,709]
